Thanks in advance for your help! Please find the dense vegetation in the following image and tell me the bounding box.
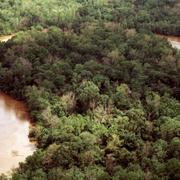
[0,0,180,179]
[0,0,180,35]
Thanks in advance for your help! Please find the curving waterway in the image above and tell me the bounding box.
[0,93,35,175]
[157,34,180,49]
[0,34,15,42]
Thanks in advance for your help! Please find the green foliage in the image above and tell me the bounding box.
[114,84,132,110]
[160,117,180,141]
[166,158,180,179]
[0,0,179,179]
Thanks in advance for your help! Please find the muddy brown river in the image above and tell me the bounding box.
[157,34,180,49]
[0,93,35,175]
[0,34,15,42]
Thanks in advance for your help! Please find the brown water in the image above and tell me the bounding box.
[157,34,180,49]
[0,34,15,42]
[0,93,35,174]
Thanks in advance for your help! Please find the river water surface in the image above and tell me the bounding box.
[0,34,15,42]
[157,34,180,49]
[0,93,35,174]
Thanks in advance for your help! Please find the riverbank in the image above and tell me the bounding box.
[0,92,35,175]
[0,34,15,42]
[156,34,180,49]
[0,23,179,179]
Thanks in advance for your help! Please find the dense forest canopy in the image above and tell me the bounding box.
[0,0,180,179]
[0,0,180,35]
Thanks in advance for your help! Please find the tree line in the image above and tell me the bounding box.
[0,0,179,179]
